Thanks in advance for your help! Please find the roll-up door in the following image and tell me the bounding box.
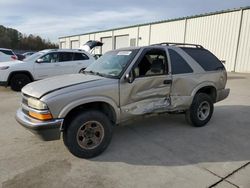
[115,35,129,49]
[101,37,112,54]
[71,40,79,49]
[60,42,66,49]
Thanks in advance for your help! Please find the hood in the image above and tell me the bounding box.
[0,60,23,66]
[79,40,103,52]
[22,74,102,98]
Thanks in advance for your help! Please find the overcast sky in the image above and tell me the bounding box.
[1,0,250,43]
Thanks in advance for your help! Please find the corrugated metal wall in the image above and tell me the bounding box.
[150,20,186,44]
[185,11,242,71]
[235,9,250,72]
[59,7,250,73]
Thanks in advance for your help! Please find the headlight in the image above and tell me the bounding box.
[28,98,48,110]
[0,66,9,70]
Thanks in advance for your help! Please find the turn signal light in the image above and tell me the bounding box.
[29,111,53,120]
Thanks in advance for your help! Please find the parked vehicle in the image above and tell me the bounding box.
[16,43,230,158]
[0,48,17,62]
[0,49,95,91]
[22,52,35,57]
[80,40,103,53]
[15,53,26,61]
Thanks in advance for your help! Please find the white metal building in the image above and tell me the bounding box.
[59,7,250,72]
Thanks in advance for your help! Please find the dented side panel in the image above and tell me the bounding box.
[170,70,227,109]
[120,75,172,121]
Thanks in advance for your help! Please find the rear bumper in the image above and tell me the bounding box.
[15,108,64,141]
[217,88,230,102]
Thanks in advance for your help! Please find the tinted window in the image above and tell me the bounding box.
[73,53,89,60]
[0,49,14,55]
[169,49,193,74]
[181,48,224,71]
[59,52,73,62]
[40,52,59,63]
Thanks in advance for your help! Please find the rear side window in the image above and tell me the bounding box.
[59,52,73,62]
[181,48,224,71]
[0,49,14,55]
[169,49,193,74]
[73,53,89,60]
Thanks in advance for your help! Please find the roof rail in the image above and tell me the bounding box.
[151,42,204,48]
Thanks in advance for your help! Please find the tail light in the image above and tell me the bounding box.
[11,55,17,60]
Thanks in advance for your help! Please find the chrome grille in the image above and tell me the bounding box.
[21,93,29,106]
[21,93,29,115]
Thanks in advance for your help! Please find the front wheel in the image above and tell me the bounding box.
[63,111,113,158]
[185,93,214,127]
[10,74,31,91]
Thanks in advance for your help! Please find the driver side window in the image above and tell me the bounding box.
[133,49,168,77]
[40,52,59,63]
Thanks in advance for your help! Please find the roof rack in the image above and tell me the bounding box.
[151,42,204,48]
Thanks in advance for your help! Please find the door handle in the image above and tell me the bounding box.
[163,79,172,85]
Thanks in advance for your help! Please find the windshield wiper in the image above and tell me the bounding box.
[83,70,95,75]
[95,72,106,77]
[84,70,106,77]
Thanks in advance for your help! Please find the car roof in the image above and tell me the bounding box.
[0,48,12,51]
[40,49,89,53]
[110,43,204,52]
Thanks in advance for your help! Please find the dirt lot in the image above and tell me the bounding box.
[0,73,250,188]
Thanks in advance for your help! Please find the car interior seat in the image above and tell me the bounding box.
[146,59,164,75]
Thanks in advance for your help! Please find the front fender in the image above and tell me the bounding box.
[58,96,120,124]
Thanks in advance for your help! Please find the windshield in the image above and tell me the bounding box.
[85,49,139,78]
[23,52,45,62]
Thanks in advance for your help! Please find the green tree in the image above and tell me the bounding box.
[0,25,58,50]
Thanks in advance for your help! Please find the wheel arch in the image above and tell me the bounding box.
[7,71,34,86]
[59,98,120,130]
[191,82,217,103]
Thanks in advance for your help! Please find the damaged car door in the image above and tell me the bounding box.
[120,48,172,118]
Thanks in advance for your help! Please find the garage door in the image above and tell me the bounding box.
[115,35,129,49]
[60,42,66,49]
[71,40,79,49]
[101,37,112,54]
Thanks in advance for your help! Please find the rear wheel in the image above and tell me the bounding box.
[63,110,113,158]
[185,93,214,127]
[10,74,31,91]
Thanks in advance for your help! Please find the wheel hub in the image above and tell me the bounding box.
[77,121,104,150]
[197,101,210,121]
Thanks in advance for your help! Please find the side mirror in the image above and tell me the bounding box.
[125,71,134,83]
[221,60,226,64]
[36,58,43,63]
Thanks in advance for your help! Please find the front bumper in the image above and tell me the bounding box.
[15,108,64,141]
[217,88,230,102]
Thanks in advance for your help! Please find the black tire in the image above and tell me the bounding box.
[63,110,113,158]
[185,93,214,127]
[10,74,31,91]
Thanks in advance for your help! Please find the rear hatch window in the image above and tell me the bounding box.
[0,49,14,55]
[181,47,225,71]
